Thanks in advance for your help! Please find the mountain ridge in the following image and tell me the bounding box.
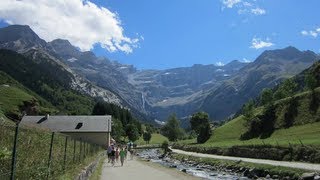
[0,25,318,123]
[201,46,319,120]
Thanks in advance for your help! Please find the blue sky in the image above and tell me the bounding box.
[0,0,319,69]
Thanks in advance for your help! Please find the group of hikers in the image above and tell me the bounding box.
[106,142,134,167]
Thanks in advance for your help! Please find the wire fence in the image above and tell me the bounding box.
[0,119,103,180]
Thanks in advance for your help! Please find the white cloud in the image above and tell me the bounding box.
[301,28,320,38]
[251,8,266,15]
[216,62,225,66]
[222,0,242,8]
[301,30,308,36]
[222,0,266,16]
[0,0,139,53]
[310,31,318,38]
[243,2,253,7]
[250,37,274,49]
[238,9,248,15]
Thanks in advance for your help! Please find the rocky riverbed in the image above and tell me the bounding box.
[138,149,249,180]
[137,149,320,179]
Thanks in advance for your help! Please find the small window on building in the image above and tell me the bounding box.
[75,122,83,129]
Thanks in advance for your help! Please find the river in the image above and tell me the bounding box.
[138,149,249,180]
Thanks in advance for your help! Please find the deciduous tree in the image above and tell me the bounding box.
[143,131,152,144]
[190,112,212,143]
[161,114,183,141]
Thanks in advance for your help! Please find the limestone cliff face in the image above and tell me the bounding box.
[0,25,123,106]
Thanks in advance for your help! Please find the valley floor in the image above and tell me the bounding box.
[171,148,320,172]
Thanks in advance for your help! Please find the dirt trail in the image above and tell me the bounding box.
[100,157,199,180]
[171,148,320,172]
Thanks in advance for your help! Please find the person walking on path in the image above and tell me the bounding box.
[110,146,116,167]
[128,143,134,160]
[107,145,112,163]
[124,146,128,160]
[115,147,120,163]
[119,147,126,166]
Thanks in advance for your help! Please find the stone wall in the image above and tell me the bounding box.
[75,153,104,180]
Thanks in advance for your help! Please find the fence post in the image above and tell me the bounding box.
[63,136,68,171]
[73,139,76,163]
[299,139,304,146]
[85,142,87,156]
[86,142,88,157]
[79,139,82,162]
[47,132,55,179]
[10,122,20,180]
[83,142,86,159]
[86,142,89,156]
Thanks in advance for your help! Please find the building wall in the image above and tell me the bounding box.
[62,132,110,148]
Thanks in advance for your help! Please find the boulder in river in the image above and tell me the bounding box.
[265,174,271,179]
[300,172,316,180]
[272,175,279,179]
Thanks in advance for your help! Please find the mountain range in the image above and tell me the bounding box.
[0,25,318,124]
[201,46,319,120]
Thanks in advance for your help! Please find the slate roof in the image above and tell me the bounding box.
[21,115,112,132]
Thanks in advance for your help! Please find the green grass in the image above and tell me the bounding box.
[179,88,320,148]
[200,120,320,147]
[177,138,196,144]
[0,71,54,110]
[0,86,34,114]
[0,117,104,180]
[135,133,168,145]
[0,85,56,117]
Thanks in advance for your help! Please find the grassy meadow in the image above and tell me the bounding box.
[178,88,320,148]
[135,133,168,145]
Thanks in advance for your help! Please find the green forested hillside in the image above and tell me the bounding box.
[180,61,320,147]
[0,71,57,119]
[204,88,320,147]
[209,59,319,146]
[0,71,53,107]
[0,49,95,115]
[175,89,320,162]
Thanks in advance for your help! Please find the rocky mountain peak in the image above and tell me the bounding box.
[49,39,81,59]
[0,25,48,51]
[255,46,317,65]
[224,60,245,69]
[50,39,73,48]
[0,25,38,42]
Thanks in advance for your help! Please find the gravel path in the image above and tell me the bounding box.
[100,157,199,180]
[171,148,320,172]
